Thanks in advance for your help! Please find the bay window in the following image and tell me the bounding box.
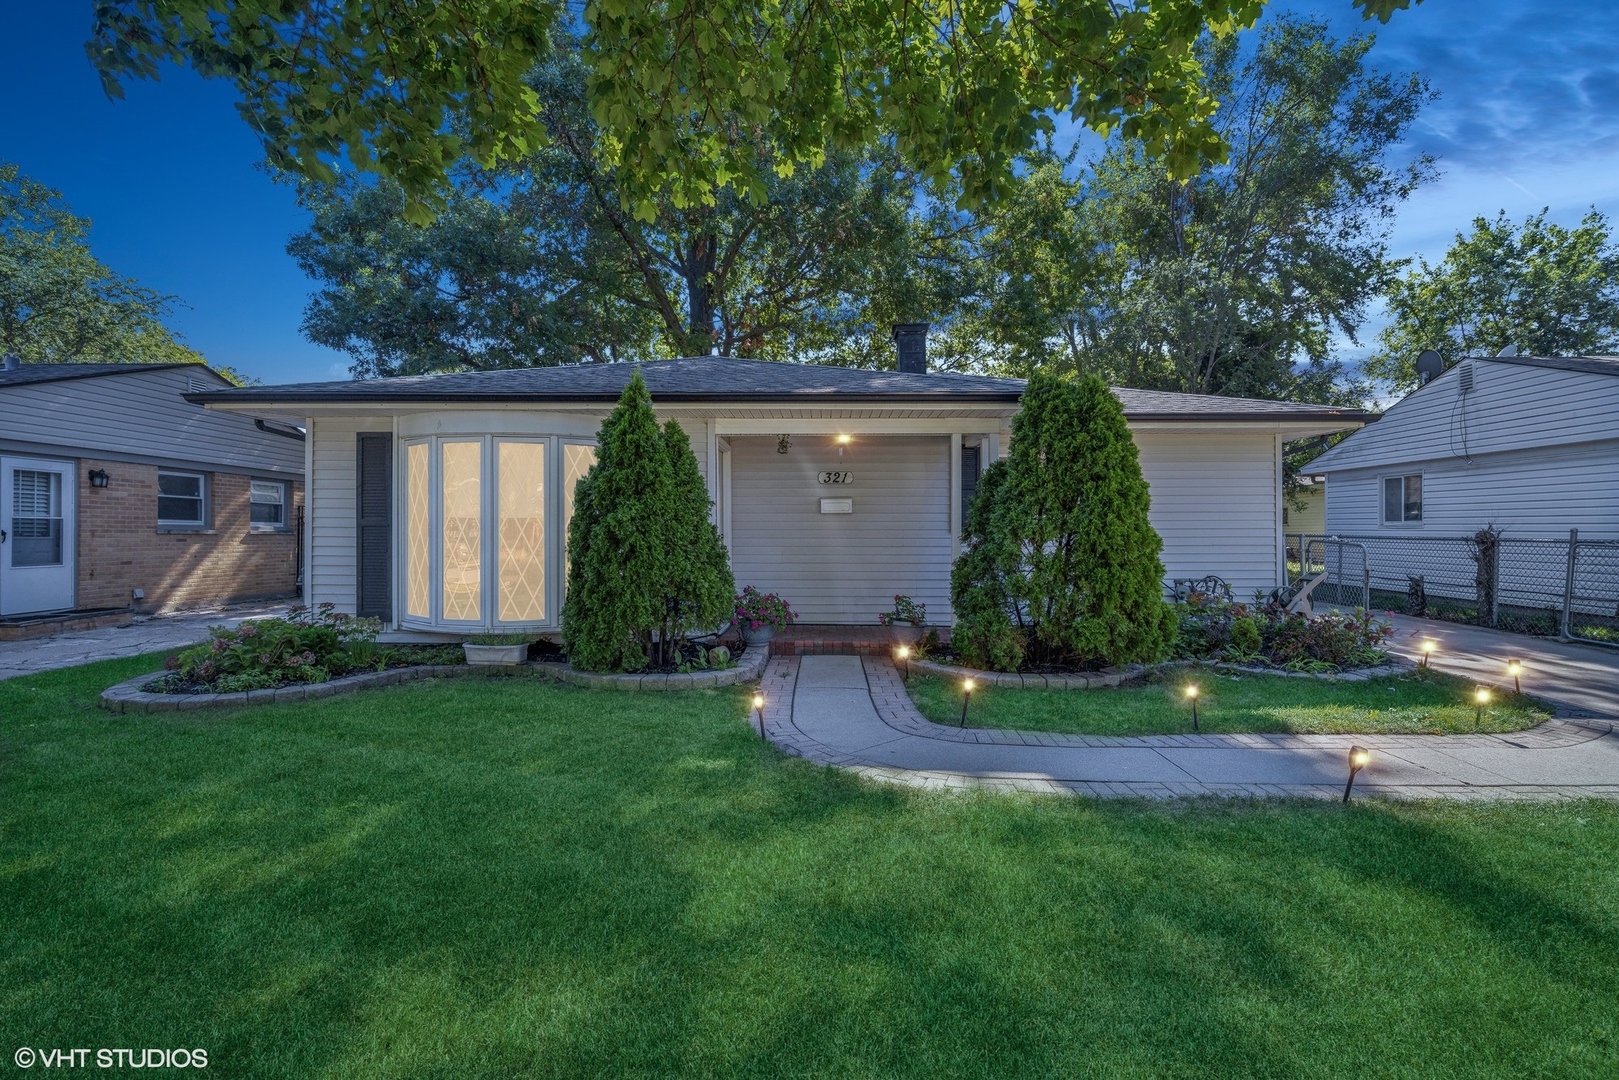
[400,435,594,629]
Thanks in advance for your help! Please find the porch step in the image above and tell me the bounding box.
[769,624,948,657]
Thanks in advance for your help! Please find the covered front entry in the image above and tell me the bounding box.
[0,455,77,616]
[726,434,954,624]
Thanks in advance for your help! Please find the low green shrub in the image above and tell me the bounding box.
[152,603,457,693]
[1173,593,1390,671]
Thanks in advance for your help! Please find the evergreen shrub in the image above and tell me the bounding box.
[950,371,1177,671]
[562,372,735,671]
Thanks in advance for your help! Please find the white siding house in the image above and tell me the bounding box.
[1308,355,1619,539]
[196,355,1367,636]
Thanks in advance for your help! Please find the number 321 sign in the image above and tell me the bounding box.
[817,471,853,485]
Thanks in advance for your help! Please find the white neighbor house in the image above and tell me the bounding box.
[192,349,1368,637]
[1307,354,1619,539]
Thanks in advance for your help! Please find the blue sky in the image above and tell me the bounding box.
[3,1,1618,385]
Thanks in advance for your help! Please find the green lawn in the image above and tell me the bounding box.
[908,667,1552,736]
[4,657,1617,1078]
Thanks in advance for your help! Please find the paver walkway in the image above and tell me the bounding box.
[761,654,1619,800]
[0,602,289,681]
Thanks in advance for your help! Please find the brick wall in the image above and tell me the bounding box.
[76,459,305,613]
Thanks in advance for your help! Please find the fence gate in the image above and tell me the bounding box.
[1302,537,1369,611]
[1565,536,1619,646]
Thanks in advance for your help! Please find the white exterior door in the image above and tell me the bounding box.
[0,456,76,616]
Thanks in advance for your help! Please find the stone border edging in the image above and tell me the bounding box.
[909,657,1142,689]
[528,641,767,691]
[100,664,473,714]
[908,653,1414,689]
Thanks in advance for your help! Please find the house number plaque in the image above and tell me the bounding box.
[817,471,853,484]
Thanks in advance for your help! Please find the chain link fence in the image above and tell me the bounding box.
[1286,531,1619,647]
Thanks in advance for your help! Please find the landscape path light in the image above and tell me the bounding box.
[1184,684,1200,731]
[960,678,975,727]
[896,645,911,682]
[1419,639,1436,668]
[1474,687,1491,727]
[752,692,766,739]
[1343,745,1371,803]
[1507,659,1522,695]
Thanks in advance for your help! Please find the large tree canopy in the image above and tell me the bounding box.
[292,47,965,373]
[0,161,201,365]
[89,0,1420,222]
[1367,209,1619,392]
[941,15,1432,404]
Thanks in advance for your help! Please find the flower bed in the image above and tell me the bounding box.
[141,604,463,695]
[1174,592,1392,674]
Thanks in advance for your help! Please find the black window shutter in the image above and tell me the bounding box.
[356,434,392,620]
[961,445,981,533]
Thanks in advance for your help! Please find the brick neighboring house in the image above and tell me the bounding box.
[0,359,305,630]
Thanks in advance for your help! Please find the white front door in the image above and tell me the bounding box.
[0,456,76,616]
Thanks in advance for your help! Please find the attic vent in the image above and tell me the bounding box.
[187,377,212,395]
[1458,364,1474,394]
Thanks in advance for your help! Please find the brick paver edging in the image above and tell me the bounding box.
[100,664,473,714]
[528,642,767,691]
[909,654,1414,689]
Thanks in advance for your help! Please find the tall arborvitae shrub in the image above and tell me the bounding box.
[563,372,677,672]
[562,372,734,672]
[950,371,1176,670]
[659,418,736,660]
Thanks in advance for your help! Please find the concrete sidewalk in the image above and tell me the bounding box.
[0,602,290,681]
[763,655,1619,801]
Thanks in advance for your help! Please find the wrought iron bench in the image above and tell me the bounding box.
[1171,575,1233,604]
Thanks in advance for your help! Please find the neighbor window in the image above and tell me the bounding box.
[249,480,287,529]
[157,471,206,526]
[1382,474,1422,524]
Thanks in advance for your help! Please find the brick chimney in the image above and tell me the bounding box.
[892,323,929,374]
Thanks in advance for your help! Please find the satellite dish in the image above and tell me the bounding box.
[1496,344,1519,357]
[1415,349,1444,386]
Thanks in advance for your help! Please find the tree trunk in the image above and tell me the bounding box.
[684,235,718,355]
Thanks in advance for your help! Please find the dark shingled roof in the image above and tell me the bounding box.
[0,362,197,388]
[1482,354,1619,378]
[189,356,1374,422]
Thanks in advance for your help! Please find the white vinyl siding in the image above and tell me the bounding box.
[308,416,369,612]
[1310,359,1619,473]
[1325,440,1619,539]
[0,366,303,476]
[1134,430,1283,598]
[727,434,952,624]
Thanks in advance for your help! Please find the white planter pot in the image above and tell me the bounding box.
[740,625,776,648]
[463,643,529,666]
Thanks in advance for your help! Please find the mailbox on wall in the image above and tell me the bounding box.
[819,498,853,514]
